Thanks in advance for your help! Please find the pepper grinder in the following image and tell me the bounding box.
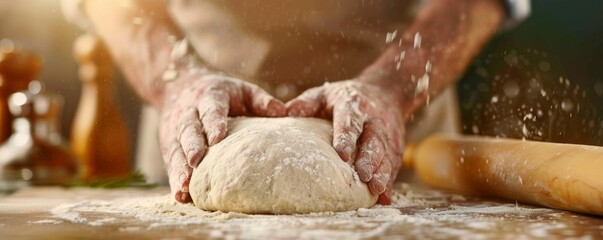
[71,34,131,181]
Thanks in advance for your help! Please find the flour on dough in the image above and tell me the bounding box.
[189,117,377,214]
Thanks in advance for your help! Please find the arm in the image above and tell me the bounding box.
[360,0,506,120]
[287,0,507,204]
[78,0,286,203]
[82,0,180,107]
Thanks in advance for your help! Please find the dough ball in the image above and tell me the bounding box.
[189,117,377,214]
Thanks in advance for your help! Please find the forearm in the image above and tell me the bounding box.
[359,0,505,120]
[84,0,189,107]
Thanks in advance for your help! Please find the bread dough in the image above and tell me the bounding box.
[189,117,377,214]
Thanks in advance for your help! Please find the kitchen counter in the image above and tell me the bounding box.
[1,186,602,239]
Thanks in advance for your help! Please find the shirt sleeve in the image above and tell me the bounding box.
[502,0,531,29]
[61,0,94,32]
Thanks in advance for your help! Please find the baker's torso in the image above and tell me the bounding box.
[169,0,420,99]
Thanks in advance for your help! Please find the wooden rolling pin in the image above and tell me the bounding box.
[405,134,603,216]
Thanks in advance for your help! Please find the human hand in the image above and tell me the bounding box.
[160,73,286,203]
[286,81,404,204]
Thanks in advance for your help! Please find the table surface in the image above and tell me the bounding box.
[1,185,602,240]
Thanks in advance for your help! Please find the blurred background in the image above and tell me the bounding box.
[0,0,142,162]
[458,0,603,145]
[0,0,601,169]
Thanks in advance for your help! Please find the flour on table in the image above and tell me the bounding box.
[88,217,117,226]
[28,219,63,224]
[39,117,599,239]
[46,186,586,240]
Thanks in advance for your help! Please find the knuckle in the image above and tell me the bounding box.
[334,132,354,147]
[243,82,262,92]
[350,118,363,133]
[382,159,393,173]
[180,129,205,148]
[202,87,220,97]
[336,114,363,135]
[377,137,389,154]
[176,122,200,141]
[164,144,183,164]
[360,133,385,154]
[212,118,227,128]
[369,179,386,193]
[200,103,228,119]
[375,175,389,188]
[345,100,364,117]
[201,113,226,130]
[202,79,233,94]
[369,117,387,128]
[208,102,229,115]
[364,138,385,157]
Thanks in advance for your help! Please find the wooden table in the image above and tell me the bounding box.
[1,186,602,239]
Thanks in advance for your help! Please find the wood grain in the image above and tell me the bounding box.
[0,186,601,239]
[412,134,603,216]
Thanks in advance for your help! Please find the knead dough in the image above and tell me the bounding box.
[189,117,377,214]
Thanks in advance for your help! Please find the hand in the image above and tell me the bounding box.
[286,81,404,204]
[160,73,286,203]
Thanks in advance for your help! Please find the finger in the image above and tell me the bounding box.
[285,87,325,117]
[377,185,393,205]
[355,120,387,182]
[177,108,207,168]
[242,83,286,117]
[378,150,401,205]
[368,154,392,195]
[332,101,366,162]
[164,140,193,203]
[199,88,230,146]
[377,135,404,205]
[225,83,248,116]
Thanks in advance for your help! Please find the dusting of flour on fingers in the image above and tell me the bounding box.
[285,80,406,204]
[160,73,286,203]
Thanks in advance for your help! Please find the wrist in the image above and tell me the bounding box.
[162,38,211,82]
[359,0,504,120]
[160,38,216,104]
[354,73,409,122]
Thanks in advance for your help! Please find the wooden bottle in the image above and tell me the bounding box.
[71,34,130,181]
[0,40,42,142]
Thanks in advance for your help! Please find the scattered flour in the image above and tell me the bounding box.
[45,187,592,239]
[433,204,553,216]
[27,219,63,224]
[89,217,117,226]
[119,226,143,232]
[50,201,88,223]
[529,222,568,238]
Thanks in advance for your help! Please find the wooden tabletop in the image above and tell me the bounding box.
[1,186,602,239]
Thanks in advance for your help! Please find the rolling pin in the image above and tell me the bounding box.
[404,134,603,216]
